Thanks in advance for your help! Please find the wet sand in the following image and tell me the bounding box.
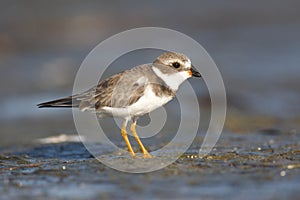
[1,130,300,199]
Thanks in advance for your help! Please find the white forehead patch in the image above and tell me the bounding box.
[185,59,191,68]
[174,57,191,69]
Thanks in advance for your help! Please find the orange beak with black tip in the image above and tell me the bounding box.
[188,65,201,77]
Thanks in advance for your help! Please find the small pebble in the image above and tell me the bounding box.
[62,166,66,170]
[280,171,286,176]
[257,147,262,151]
[287,165,297,169]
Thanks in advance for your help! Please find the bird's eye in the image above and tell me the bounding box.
[172,62,180,68]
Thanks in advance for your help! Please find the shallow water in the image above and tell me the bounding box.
[1,131,299,199]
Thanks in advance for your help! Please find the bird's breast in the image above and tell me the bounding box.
[127,85,173,116]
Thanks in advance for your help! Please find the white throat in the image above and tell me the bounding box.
[152,66,190,91]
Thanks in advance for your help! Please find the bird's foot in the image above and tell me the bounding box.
[130,152,136,158]
[142,153,153,158]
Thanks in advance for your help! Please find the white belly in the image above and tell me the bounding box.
[100,85,173,118]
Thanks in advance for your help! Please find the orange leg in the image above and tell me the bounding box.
[121,119,135,158]
[130,118,152,158]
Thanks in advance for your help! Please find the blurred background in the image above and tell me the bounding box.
[1,0,300,146]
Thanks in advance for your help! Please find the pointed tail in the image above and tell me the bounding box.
[37,96,80,108]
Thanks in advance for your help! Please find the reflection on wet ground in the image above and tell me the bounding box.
[1,131,299,199]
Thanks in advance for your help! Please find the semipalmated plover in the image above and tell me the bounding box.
[38,51,201,158]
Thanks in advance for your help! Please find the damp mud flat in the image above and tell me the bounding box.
[0,132,300,200]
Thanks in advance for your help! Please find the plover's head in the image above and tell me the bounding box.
[152,51,201,91]
[153,51,201,78]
